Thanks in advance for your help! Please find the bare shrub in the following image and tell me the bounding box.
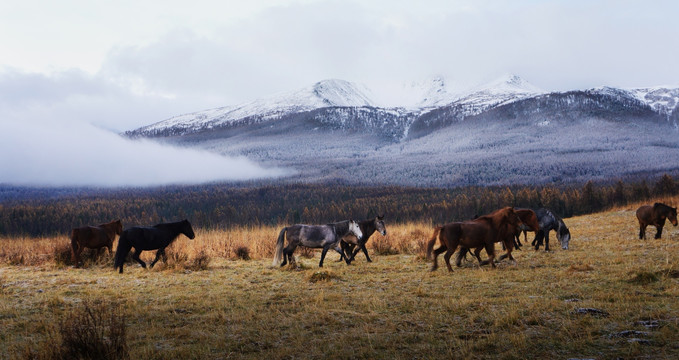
[24,301,129,360]
[234,246,251,260]
[53,243,75,267]
[370,235,399,256]
[187,250,211,271]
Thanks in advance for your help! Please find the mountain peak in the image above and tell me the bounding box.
[477,74,542,94]
[309,79,375,107]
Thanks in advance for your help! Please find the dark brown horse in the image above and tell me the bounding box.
[513,209,540,249]
[457,208,539,265]
[339,215,387,264]
[636,203,678,239]
[70,220,123,267]
[426,207,520,272]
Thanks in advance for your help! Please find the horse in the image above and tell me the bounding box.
[457,208,539,265]
[70,220,122,267]
[113,219,195,274]
[426,207,520,272]
[272,220,363,268]
[531,208,571,251]
[636,202,678,239]
[339,215,387,264]
[513,209,540,249]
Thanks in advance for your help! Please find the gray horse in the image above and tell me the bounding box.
[531,208,571,251]
[273,220,363,267]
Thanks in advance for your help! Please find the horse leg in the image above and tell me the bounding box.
[443,245,457,272]
[332,245,350,264]
[431,245,447,271]
[544,231,551,251]
[337,242,352,262]
[150,248,166,268]
[357,242,372,262]
[319,246,331,267]
[132,249,146,268]
[73,244,84,268]
[481,243,496,268]
[533,230,544,250]
[639,224,646,240]
[655,225,664,239]
[473,247,484,264]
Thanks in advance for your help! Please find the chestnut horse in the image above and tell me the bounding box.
[457,208,538,266]
[636,203,678,239]
[457,208,539,266]
[426,207,520,272]
[70,220,122,267]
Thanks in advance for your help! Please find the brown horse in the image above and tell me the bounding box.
[426,207,520,272]
[513,208,540,249]
[71,220,122,267]
[457,208,539,265]
[636,203,678,239]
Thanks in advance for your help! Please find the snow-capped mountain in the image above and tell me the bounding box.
[128,79,377,137]
[124,75,679,187]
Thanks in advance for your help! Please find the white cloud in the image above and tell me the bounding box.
[1,119,289,187]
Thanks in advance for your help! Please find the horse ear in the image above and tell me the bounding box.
[378,214,384,220]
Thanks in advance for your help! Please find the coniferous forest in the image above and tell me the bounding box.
[1,174,676,237]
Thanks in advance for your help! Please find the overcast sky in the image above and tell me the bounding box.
[1,0,678,186]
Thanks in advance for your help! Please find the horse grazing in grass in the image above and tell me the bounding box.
[339,215,387,264]
[531,208,571,251]
[636,203,678,239]
[114,220,195,274]
[70,220,122,267]
[426,207,520,272]
[273,220,363,268]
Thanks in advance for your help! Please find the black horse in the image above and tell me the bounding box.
[531,208,570,251]
[339,215,387,264]
[114,220,195,273]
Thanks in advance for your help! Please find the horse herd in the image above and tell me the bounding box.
[68,203,677,274]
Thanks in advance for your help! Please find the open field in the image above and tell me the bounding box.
[2,206,679,359]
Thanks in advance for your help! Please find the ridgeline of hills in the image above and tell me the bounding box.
[124,75,679,187]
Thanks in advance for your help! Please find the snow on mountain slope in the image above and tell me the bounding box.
[628,86,679,116]
[129,79,377,137]
[446,74,544,116]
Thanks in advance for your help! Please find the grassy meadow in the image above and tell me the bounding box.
[1,203,679,359]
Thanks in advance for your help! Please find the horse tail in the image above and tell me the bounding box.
[114,231,132,272]
[70,229,79,263]
[426,226,443,260]
[272,227,287,266]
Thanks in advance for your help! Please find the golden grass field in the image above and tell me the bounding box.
[2,203,679,359]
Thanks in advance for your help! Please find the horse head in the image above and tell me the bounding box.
[182,219,196,239]
[349,220,363,241]
[558,226,571,250]
[669,207,678,226]
[375,215,387,236]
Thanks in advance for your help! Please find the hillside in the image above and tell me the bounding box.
[124,76,679,187]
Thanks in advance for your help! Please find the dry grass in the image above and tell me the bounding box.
[1,206,679,358]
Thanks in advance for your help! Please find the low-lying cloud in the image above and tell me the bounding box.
[1,119,290,187]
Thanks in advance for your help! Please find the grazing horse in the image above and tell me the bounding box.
[273,220,363,268]
[426,207,520,272]
[636,202,678,239]
[339,215,387,264]
[113,220,195,274]
[70,220,122,267]
[531,208,571,251]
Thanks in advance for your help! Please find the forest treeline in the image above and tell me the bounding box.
[0,174,677,237]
